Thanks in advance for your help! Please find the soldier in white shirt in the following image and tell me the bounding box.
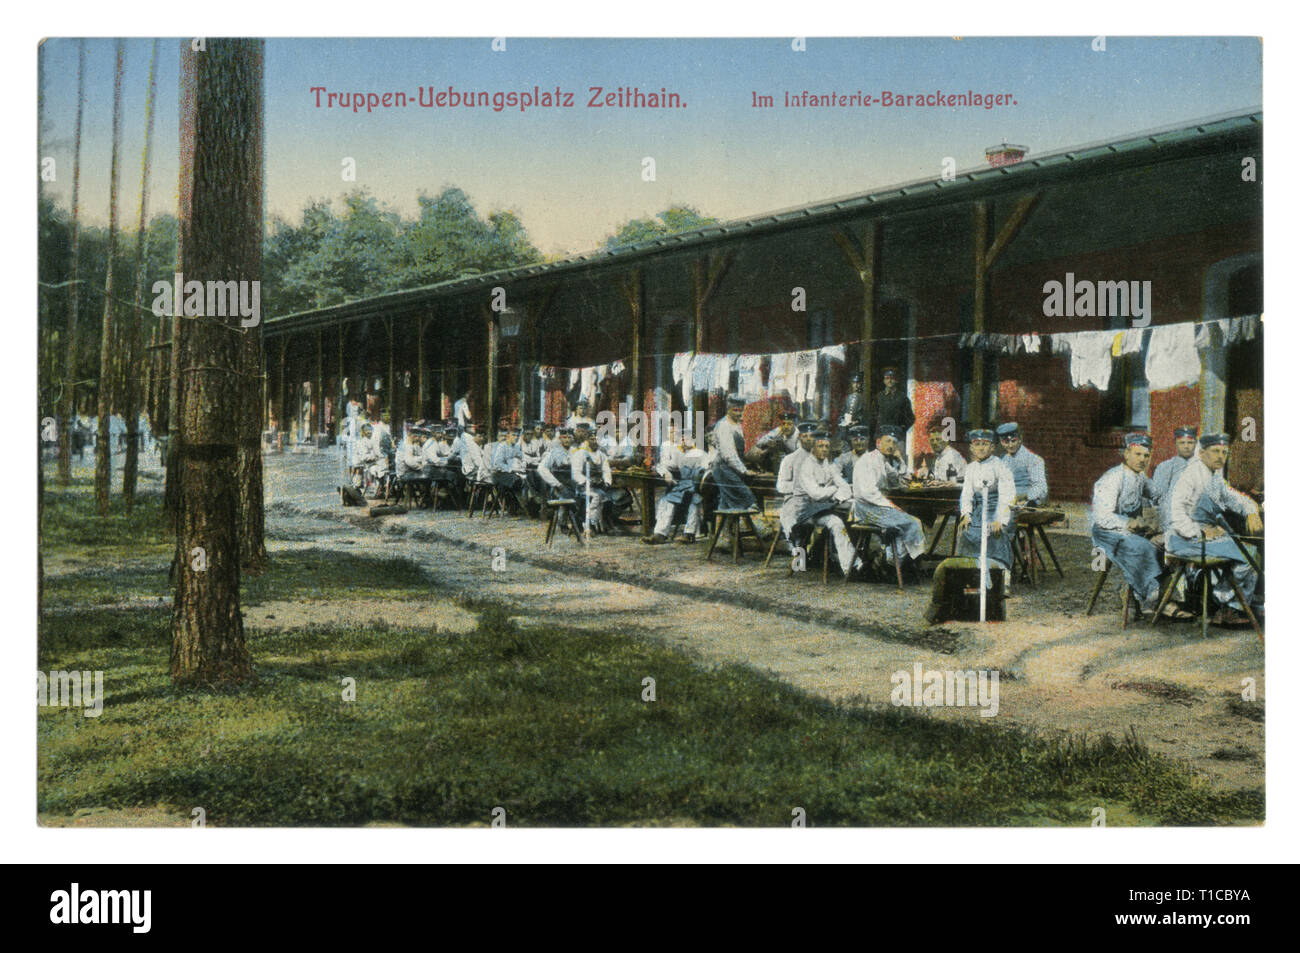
[834,425,872,483]
[461,429,490,483]
[709,395,758,513]
[1166,432,1263,623]
[566,398,596,432]
[1090,433,1169,614]
[776,422,818,494]
[571,429,615,532]
[537,427,577,499]
[644,431,710,544]
[957,429,1017,571]
[779,432,858,578]
[851,428,927,565]
[917,423,967,483]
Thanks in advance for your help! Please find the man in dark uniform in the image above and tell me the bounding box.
[872,366,914,445]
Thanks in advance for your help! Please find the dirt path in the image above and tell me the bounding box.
[246,451,1265,794]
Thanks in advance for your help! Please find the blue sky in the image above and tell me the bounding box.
[39,36,1261,256]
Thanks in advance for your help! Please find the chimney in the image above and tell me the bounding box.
[984,141,1027,167]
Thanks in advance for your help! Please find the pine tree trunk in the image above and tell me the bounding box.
[123,40,159,510]
[237,319,267,572]
[170,38,262,686]
[94,42,125,515]
[57,41,86,487]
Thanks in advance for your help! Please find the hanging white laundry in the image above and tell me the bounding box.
[672,352,695,405]
[1056,331,1115,390]
[1194,322,1214,349]
[569,368,580,393]
[714,354,736,392]
[819,343,846,363]
[1119,328,1146,355]
[789,349,819,403]
[580,367,596,404]
[1024,333,1042,354]
[768,353,791,396]
[735,355,765,399]
[610,359,626,377]
[1145,323,1201,391]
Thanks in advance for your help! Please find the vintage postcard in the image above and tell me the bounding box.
[36,35,1264,832]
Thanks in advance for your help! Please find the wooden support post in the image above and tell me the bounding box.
[972,200,989,427]
[833,221,881,426]
[689,252,733,419]
[316,327,324,439]
[485,304,499,441]
[384,317,395,427]
[279,336,287,438]
[621,268,644,420]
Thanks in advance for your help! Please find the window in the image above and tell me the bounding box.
[1098,313,1149,430]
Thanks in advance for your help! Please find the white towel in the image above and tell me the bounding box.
[735,355,765,399]
[1057,331,1115,390]
[1145,323,1200,391]
[768,353,790,395]
[819,343,846,363]
[714,354,736,392]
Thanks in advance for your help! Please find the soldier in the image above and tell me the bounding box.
[572,427,616,532]
[1090,433,1181,616]
[461,427,490,484]
[873,366,914,443]
[453,388,473,427]
[1167,433,1263,625]
[491,427,528,510]
[539,421,559,451]
[839,373,865,430]
[645,431,710,544]
[709,395,758,513]
[776,422,818,494]
[957,429,1017,573]
[917,422,967,483]
[851,428,928,568]
[835,424,872,483]
[996,422,1048,505]
[780,432,858,578]
[566,398,596,432]
[1151,425,1198,532]
[537,427,577,499]
[753,410,799,471]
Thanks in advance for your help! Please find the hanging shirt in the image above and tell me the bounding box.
[1145,323,1201,391]
[735,355,765,399]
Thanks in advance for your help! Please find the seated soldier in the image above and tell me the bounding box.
[460,428,491,484]
[1166,432,1263,626]
[645,430,710,544]
[776,422,818,494]
[566,399,596,432]
[539,421,559,451]
[850,427,928,571]
[752,410,799,472]
[571,427,616,532]
[917,422,967,483]
[779,431,858,578]
[490,428,529,510]
[357,421,390,492]
[957,429,1017,576]
[1090,432,1184,617]
[996,422,1048,505]
[537,427,577,500]
[395,426,432,492]
[1151,425,1199,534]
[835,425,871,483]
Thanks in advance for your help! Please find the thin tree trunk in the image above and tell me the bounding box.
[57,41,86,487]
[123,39,159,509]
[171,38,262,686]
[94,42,125,515]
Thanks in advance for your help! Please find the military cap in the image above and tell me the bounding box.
[1174,426,1198,439]
[968,429,995,442]
[995,422,1020,438]
[726,394,747,407]
[795,422,817,435]
[1199,432,1230,449]
[848,425,870,440]
[879,425,905,441]
[1124,432,1152,448]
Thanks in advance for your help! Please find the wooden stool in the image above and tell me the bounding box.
[1084,556,1143,629]
[1153,552,1262,641]
[846,523,904,590]
[467,480,500,518]
[706,509,762,563]
[1011,509,1066,587]
[543,498,585,547]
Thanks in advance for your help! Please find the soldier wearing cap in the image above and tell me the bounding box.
[1167,433,1263,624]
[537,427,577,500]
[839,373,865,429]
[491,428,529,506]
[460,427,491,483]
[996,422,1048,506]
[572,427,616,532]
[1151,426,1199,532]
[754,410,799,470]
[879,424,911,478]
[873,366,914,443]
[835,425,872,483]
[396,425,432,484]
[851,426,927,569]
[917,422,967,483]
[1090,433,1175,616]
[540,420,559,452]
[780,431,859,577]
[709,395,758,513]
[776,422,819,495]
[566,398,596,432]
[957,429,1017,572]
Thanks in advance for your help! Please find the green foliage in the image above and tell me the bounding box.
[603,205,719,250]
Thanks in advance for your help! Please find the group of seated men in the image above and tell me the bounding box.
[383,412,637,532]
[1089,426,1262,626]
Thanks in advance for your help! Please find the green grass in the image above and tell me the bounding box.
[37,603,1263,827]
[37,477,1263,827]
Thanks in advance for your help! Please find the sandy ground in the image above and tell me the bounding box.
[254,449,1264,793]
[42,446,1265,796]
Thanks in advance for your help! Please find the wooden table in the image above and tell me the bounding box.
[884,483,963,558]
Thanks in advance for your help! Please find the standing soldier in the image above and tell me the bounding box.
[872,366,914,445]
[710,395,759,514]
